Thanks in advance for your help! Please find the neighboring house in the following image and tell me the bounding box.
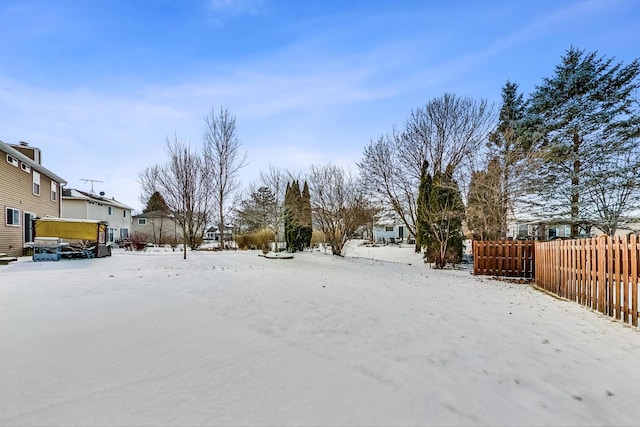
[507,215,590,241]
[204,224,235,245]
[506,213,640,241]
[371,210,412,244]
[373,221,409,243]
[1,140,67,257]
[131,210,181,245]
[62,189,133,243]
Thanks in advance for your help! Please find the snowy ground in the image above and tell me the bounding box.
[2,240,640,426]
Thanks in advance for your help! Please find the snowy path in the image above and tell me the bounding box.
[1,249,640,426]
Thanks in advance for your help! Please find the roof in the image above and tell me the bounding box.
[0,140,67,185]
[132,210,173,219]
[37,217,109,224]
[62,188,133,210]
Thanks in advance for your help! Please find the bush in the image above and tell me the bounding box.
[235,229,275,250]
[311,230,326,247]
[129,231,149,251]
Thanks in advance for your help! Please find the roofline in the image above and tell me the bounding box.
[62,188,133,210]
[0,140,67,185]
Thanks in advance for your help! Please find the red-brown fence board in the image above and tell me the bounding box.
[472,240,535,278]
[534,236,640,328]
[473,237,640,328]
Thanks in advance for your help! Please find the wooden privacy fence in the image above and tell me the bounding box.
[473,240,535,278]
[535,235,640,327]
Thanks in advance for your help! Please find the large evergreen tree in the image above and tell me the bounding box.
[300,181,313,249]
[487,81,529,237]
[284,182,295,251]
[417,163,465,268]
[415,161,431,251]
[284,180,309,252]
[143,191,170,214]
[527,47,640,237]
[236,186,277,233]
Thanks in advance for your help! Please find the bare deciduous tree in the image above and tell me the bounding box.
[203,106,247,249]
[258,165,290,251]
[359,94,494,251]
[587,148,640,235]
[401,94,494,181]
[308,164,373,256]
[140,136,210,259]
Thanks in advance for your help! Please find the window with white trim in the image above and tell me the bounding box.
[120,228,129,239]
[20,162,31,173]
[6,154,18,167]
[385,226,394,232]
[32,171,41,196]
[6,207,20,226]
[138,218,147,225]
[51,181,57,202]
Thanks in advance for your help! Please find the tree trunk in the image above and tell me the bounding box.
[182,224,187,260]
[570,128,581,238]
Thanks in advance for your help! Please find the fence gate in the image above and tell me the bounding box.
[473,240,535,278]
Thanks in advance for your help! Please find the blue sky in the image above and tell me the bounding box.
[1,0,638,211]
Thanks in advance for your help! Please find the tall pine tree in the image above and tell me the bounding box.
[417,162,465,268]
[487,80,528,237]
[527,47,640,237]
[284,180,312,252]
[144,191,170,214]
[300,181,313,249]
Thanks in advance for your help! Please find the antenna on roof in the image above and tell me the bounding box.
[80,178,103,194]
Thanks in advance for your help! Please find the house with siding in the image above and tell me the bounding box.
[131,210,181,245]
[61,189,133,243]
[371,210,413,244]
[507,216,640,241]
[1,140,67,257]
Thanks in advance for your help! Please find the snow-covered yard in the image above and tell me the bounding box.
[2,241,640,426]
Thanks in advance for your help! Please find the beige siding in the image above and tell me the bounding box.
[131,217,181,244]
[1,157,61,257]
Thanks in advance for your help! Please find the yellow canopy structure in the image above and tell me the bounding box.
[35,218,108,242]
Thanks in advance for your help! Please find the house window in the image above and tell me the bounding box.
[51,181,57,202]
[385,226,394,232]
[6,154,18,167]
[120,228,129,239]
[517,224,528,238]
[20,162,31,173]
[108,206,112,215]
[123,210,127,218]
[108,228,114,242]
[138,218,147,225]
[6,207,20,226]
[32,171,40,195]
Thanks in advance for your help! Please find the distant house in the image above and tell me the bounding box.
[131,210,181,245]
[370,209,412,244]
[61,189,132,243]
[204,224,235,246]
[506,213,640,241]
[1,140,67,257]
